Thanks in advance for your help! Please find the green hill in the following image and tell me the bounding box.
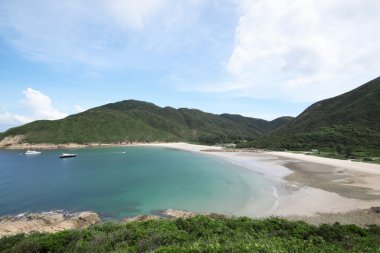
[3,76,378,150]
[0,100,291,145]
[240,76,380,154]
[219,114,293,134]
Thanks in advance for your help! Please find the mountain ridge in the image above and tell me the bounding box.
[0,100,292,145]
[240,76,380,153]
[1,76,379,151]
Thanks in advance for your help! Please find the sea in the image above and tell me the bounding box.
[0,147,275,219]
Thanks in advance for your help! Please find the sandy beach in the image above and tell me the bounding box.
[3,141,380,214]
[143,143,380,226]
[1,141,380,233]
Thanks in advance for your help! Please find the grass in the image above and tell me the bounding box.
[1,216,380,252]
[301,149,380,164]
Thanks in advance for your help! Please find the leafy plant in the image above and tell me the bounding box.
[1,216,379,252]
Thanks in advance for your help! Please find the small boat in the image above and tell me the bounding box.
[25,150,41,155]
[59,153,77,158]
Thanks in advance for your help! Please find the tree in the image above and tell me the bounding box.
[344,146,352,158]
[336,145,343,156]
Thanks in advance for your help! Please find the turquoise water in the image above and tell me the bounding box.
[0,147,274,219]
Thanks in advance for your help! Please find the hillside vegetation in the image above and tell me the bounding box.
[1,76,379,153]
[0,100,291,145]
[1,216,379,253]
[240,76,380,156]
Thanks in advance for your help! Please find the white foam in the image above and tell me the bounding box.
[271,186,279,211]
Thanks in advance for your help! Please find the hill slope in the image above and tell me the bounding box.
[241,76,380,152]
[0,100,291,145]
[1,216,379,252]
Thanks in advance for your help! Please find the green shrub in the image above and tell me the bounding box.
[1,216,379,252]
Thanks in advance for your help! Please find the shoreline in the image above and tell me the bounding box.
[1,142,380,234]
[143,143,380,222]
[0,211,100,238]
[1,206,380,238]
[0,142,155,150]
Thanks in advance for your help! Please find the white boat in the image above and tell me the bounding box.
[25,150,41,155]
[59,153,77,158]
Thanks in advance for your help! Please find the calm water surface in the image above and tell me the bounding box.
[0,147,274,219]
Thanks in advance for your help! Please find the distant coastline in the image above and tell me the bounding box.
[0,135,182,150]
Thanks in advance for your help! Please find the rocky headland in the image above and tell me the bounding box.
[0,211,100,238]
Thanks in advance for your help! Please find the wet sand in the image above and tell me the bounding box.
[148,143,380,225]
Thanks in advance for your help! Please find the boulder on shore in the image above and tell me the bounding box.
[0,211,100,238]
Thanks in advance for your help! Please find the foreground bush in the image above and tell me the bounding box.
[1,216,379,252]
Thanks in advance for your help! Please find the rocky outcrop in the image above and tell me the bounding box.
[0,209,229,237]
[123,215,161,222]
[123,209,229,222]
[161,209,197,218]
[122,209,196,223]
[0,211,100,238]
[160,209,228,219]
[370,206,380,214]
[0,135,24,148]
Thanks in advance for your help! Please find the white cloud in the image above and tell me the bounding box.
[22,88,68,120]
[0,0,207,70]
[0,88,68,129]
[1,0,379,104]
[74,105,85,113]
[0,110,31,126]
[103,0,167,30]
[219,0,380,102]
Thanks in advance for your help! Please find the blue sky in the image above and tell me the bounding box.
[1,0,380,131]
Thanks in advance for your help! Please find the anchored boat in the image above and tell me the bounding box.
[25,150,41,155]
[59,153,77,158]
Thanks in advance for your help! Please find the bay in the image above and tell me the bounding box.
[0,147,274,219]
